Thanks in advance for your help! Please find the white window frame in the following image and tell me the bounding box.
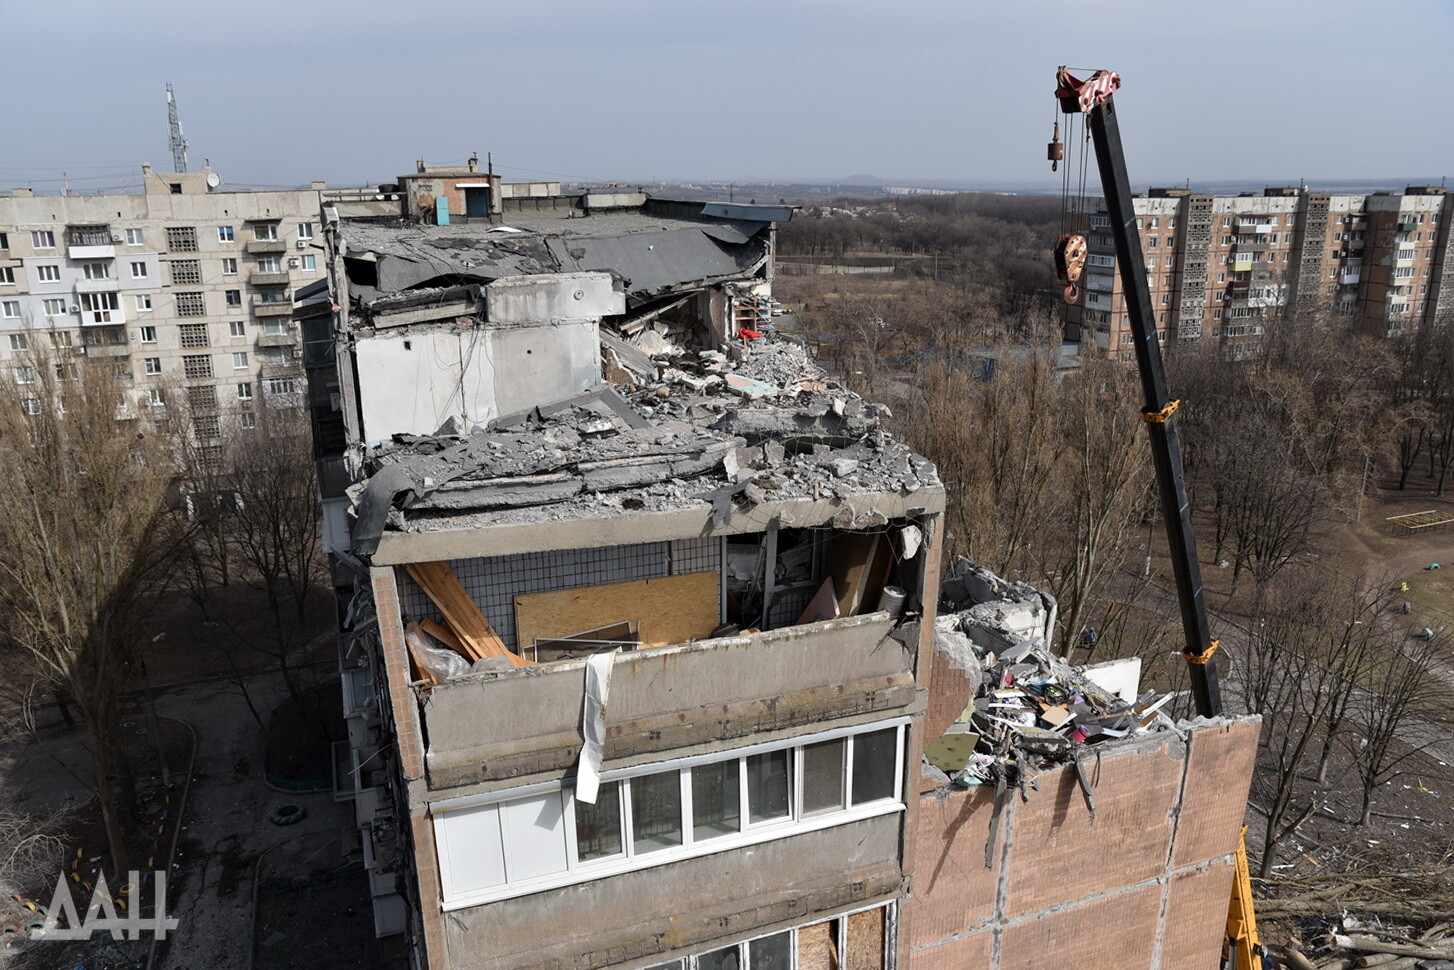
[139,325,158,343]
[2,300,21,319]
[217,226,235,243]
[134,294,153,312]
[82,261,111,280]
[36,264,60,283]
[432,719,908,910]
[229,319,246,337]
[237,381,254,402]
[31,230,56,249]
[297,222,315,240]
[299,254,317,271]
[221,257,238,276]
[130,261,148,280]
[232,351,249,370]
[42,298,67,317]
[126,228,145,246]
[144,357,162,376]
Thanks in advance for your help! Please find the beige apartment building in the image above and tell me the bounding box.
[0,165,322,448]
[1067,185,1454,358]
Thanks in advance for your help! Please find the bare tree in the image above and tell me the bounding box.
[222,403,325,703]
[1240,569,1376,877]
[0,331,181,877]
[1348,624,1453,825]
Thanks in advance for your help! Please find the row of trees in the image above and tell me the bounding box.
[0,339,321,884]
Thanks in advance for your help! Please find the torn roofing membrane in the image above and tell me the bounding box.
[341,215,770,305]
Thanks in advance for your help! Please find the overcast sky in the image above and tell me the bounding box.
[5,0,1450,194]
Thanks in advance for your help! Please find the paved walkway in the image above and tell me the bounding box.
[153,672,356,970]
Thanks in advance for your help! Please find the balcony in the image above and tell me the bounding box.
[67,225,115,259]
[421,611,908,789]
[1398,222,1418,232]
[250,271,291,286]
[1234,220,1273,234]
[246,239,287,254]
[257,330,299,347]
[82,343,131,358]
[252,299,294,317]
[74,277,120,294]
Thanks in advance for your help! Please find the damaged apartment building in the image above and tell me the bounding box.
[309,176,945,970]
[307,170,1259,970]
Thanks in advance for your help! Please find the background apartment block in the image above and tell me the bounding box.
[1066,185,1454,357]
[0,164,321,446]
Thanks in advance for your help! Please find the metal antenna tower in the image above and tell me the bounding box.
[166,83,189,172]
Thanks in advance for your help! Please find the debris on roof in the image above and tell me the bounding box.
[924,558,1178,828]
[348,335,940,555]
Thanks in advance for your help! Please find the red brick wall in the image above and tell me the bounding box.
[905,717,1259,970]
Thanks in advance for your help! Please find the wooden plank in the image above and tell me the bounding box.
[404,561,529,666]
[829,532,894,617]
[420,618,466,656]
[515,572,719,651]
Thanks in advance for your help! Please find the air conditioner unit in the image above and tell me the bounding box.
[292,349,302,359]
[69,305,80,313]
[111,233,125,244]
[295,240,308,249]
[288,258,299,268]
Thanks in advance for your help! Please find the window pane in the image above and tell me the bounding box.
[698,946,742,970]
[746,751,790,823]
[802,739,845,816]
[851,729,898,805]
[692,760,741,841]
[575,780,622,861]
[500,792,568,883]
[631,770,683,854]
[645,963,684,970]
[749,932,792,970]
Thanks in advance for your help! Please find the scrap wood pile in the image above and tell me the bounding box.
[402,560,531,685]
[923,559,1177,818]
[1258,865,1454,969]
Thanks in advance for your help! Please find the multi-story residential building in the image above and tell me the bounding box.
[1066,185,1454,357]
[0,164,322,448]
[309,182,948,968]
[310,175,1260,970]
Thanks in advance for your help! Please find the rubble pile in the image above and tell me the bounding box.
[924,559,1175,813]
[349,335,939,553]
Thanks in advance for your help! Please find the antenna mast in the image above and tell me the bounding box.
[166,83,189,172]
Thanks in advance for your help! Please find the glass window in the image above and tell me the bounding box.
[802,739,846,816]
[699,947,742,970]
[575,780,622,861]
[144,357,162,376]
[253,223,279,241]
[851,729,898,805]
[221,257,238,275]
[630,770,682,854]
[747,750,790,824]
[300,254,316,271]
[229,320,246,337]
[232,352,248,369]
[749,933,792,970]
[217,226,235,242]
[8,334,26,351]
[691,760,741,841]
[226,290,243,308]
[131,261,148,279]
[140,325,158,343]
[125,228,144,246]
[297,222,315,240]
[237,382,253,401]
[135,294,153,312]
[43,298,66,316]
[37,264,60,282]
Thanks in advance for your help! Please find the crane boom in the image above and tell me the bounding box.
[1055,68,1222,718]
[166,83,189,173]
[1053,67,1256,970]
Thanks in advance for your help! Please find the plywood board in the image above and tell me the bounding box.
[404,561,528,666]
[829,532,893,617]
[515,572,719,651]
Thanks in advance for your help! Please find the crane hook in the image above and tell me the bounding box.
[1047,120,1063,172]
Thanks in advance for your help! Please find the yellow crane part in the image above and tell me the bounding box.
[1222,827,1261,969]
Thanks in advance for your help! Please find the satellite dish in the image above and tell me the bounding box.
[206,172,222,188]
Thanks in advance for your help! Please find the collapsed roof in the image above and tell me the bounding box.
[349,338,942,555]
[339,204,779,307]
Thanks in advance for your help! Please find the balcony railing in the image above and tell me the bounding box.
[257,331,299,347]
[250,271,291,286]
[252,300,294,317]
[246,239,287,254]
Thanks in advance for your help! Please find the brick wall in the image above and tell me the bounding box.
[905,717,1260,970]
